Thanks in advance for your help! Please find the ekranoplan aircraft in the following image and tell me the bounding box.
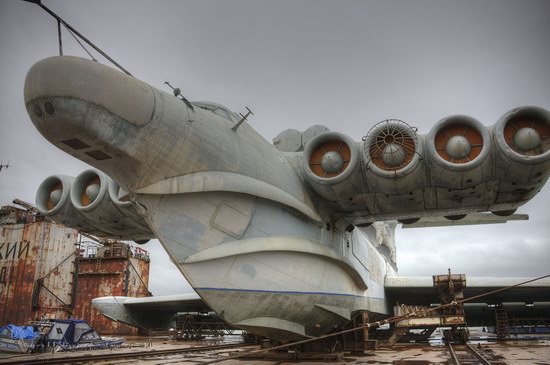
[25,56,550,340]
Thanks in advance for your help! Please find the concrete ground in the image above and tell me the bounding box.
[2,336,549,364]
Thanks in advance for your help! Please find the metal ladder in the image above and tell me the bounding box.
[494,306,509,340]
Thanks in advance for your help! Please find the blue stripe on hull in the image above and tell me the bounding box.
[195,286,385,301]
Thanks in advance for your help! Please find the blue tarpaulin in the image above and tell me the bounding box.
[0,325,38,340]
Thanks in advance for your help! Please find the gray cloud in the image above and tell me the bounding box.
[1,0,549,295]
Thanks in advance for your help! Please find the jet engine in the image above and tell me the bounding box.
[36,170,154,242]
[361,120,426,218]
[493,106,550,210]
[426,115,494,213]
[427,115,491,178]
[298,108,550,224]
[70,169,153,241]
[363,119,425,190]
[36,174,104,235]
[302,132,362,202]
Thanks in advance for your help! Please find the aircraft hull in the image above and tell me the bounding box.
[184,250,386,339]
[135,191,393,339]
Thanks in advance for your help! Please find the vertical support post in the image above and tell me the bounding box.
[362,311,369,340]
[57,19,63,55]
[70,255,79,310]
[123,263,130,296]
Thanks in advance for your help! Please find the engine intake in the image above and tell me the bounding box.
[36,175,102,234]
[363,119,421,178]
[71,169,108,211]
[492,106,550,209]
[495,106,550,162]
[427,115,490,170]
[36,175,71,215]
[302,132,361,201]
[36,170,154,241]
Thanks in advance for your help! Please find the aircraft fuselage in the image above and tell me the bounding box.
[25,56,550,339]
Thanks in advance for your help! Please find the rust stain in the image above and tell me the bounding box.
[1,206,151,335]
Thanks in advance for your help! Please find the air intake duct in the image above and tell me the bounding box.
[302,132,362,201]
[363,119,422,178]
[36,174,104,235]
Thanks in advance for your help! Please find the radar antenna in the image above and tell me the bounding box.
[232,107,254,131]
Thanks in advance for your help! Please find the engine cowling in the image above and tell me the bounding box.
[361,120,426,219]
[426,115,494,211]
[363,119,422,177]
[493,106,550,209]
[428,115,491,172]
[36,170,154,241]
[36,174,103,235]
[302,132,362,203]
[70,169,154,241]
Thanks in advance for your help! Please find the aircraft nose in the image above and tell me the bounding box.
[24,56,155,127]
[24,56,157,182]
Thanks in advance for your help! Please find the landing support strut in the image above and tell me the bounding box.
[382,270,469,345]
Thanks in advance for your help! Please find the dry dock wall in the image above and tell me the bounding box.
[74,243,151,334]
[0,215,77,325]
[0,206,150,335]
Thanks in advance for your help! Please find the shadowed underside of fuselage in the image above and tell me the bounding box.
[25,56,550,340]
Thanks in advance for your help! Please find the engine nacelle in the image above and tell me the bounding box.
[426,115,494,211]
[36,174,103,235]
[302,132,362,203]
[493,106,550,208]
[70,169,154,241]
[298,107,550,224]
[362,120,426,217]
[36,170,154,241]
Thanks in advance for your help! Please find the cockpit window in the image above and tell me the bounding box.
[213,108,230,120]
[192,102,239,123]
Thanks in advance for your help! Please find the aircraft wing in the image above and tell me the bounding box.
[385,276,550,304]
[92,292,211,329]
[385,276,550,326]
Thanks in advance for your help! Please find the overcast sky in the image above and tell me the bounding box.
[1,0,549,295]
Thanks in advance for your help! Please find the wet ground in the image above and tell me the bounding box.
[1,333,549,364]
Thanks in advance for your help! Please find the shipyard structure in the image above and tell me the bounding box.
[0,205,150,334]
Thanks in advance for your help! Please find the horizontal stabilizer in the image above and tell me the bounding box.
[401,213,528,229]
[92,292,211,329]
